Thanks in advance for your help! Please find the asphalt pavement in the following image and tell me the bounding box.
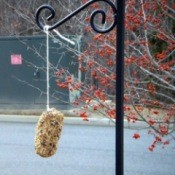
[0,122,174,175]
[0,122,115,175]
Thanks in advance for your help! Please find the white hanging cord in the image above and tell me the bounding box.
[43,25,50,111]
[53,29,75,46]
[43,25,75,111]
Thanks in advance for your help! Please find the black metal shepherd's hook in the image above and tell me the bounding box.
[36,0,117,33]
[35,0,125,174]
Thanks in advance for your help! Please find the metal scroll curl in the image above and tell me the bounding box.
[35,0,117,33]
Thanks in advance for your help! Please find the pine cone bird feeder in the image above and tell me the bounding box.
[34,108,64,157]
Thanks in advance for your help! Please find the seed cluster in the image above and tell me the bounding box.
[34,108,64,157]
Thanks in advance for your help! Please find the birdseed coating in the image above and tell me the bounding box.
[34,108,64,157]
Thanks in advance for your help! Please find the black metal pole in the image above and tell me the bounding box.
[116,0,125,175]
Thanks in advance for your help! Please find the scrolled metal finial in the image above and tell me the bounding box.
[35,4,56,30]
[35,0,117,34]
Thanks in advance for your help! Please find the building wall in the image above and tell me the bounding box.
[0,35,79,110]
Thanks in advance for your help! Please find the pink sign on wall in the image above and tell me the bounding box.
[11,54,22,65]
